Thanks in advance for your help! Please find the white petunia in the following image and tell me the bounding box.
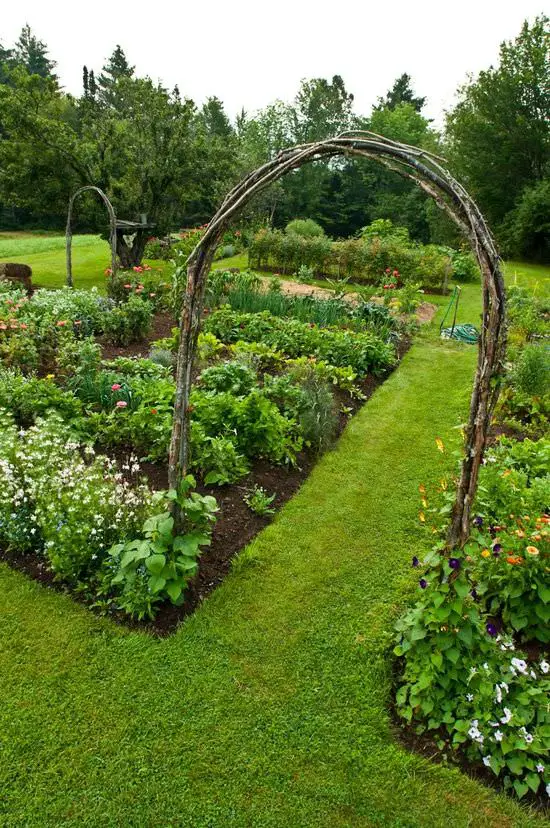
[482,756,491,767]
[500,708,512,724]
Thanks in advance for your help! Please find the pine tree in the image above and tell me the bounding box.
[13,24,57,80]
[375,73,426,112]
[97,45,134,105]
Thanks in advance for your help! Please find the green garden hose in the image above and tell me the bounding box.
[439,286,479,344]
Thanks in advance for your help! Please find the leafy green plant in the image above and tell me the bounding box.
[198,361,256,396]
[394,548,550,800]
[102,296,153,346]
[510,344,549,397]
[103,476,218,619]
[191,430,250,485]
[244,485,276,516]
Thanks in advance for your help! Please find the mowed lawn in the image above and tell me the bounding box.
[0,234,548,826]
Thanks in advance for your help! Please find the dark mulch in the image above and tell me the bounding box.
[99,311,176,360]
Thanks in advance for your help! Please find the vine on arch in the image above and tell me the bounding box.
[168,132,507,548]
[66,185,117,287]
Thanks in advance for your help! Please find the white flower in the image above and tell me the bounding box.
[494,730,503,742]
[483,756,491,767]
[540,660,549,674]
[466,693,474,702]
[511,658,528,675]
[500,708,512,724]
[519,726,534,745]
[536,764,545,773]
[495,685,502,704]
[547,783,550,797]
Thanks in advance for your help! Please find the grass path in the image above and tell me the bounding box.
[0,300,546,826]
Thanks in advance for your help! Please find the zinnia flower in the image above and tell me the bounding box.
[481,549,491,558]
[116,400,127,408]
[111,384,122,391]
[526,545,539,556]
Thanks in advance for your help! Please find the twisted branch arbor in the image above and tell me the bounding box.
[66,186,117,287]
[168,132,507,548]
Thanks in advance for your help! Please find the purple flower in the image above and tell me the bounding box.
[419,578,428,589]
[492,543,502,556]
[449,558,460,570]
[486,622,498,637]
[412,556,420,568]
[473,516,483,528]
[470,589,479,602]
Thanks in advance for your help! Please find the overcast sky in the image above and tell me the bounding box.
[2,1,546,124]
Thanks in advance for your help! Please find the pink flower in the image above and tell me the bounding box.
[104,268,113,276]
[116,400,127,408]
[393,269,399,277]
[0,323,6,331]
[133,266,143,273]
[385,268,391,274]
[111,383,122,391]
[20,323,28,329]
[74,320,81,326]
[123,284,132,289]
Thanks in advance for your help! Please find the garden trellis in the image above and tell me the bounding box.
[169,131,507,548]
[66,185,117,287]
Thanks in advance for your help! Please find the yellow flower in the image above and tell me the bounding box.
[526,546,539,556]
[419,511,426,523]
[481,549,491,558]
[435,438,444,453]
[46,373,55,379]
[421,497,428,508]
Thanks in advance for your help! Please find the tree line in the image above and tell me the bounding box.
[0,15,548,261]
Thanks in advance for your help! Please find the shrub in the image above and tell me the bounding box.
[285,218,325,238]
[102,296,153,346]
[510,344,550,397]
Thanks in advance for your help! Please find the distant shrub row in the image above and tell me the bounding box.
[249,220,479,290]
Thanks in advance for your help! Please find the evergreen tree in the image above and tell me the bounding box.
[375,73,426,112]
[13,24,57,80]
[97,46,134,105]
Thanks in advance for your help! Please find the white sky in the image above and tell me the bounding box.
[2,0,546,124]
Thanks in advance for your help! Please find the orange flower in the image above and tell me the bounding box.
[506,555,524,565]
[526,546,539,556]
[418,484,426,494]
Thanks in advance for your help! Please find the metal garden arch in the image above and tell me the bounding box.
[66,186,117,287]
[168,132,507,549]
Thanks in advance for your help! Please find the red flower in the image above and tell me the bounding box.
[56,320,67,327]
[393,269,399,277]
[151,408,158,415]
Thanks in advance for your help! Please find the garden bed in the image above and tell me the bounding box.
[0,354,391,635]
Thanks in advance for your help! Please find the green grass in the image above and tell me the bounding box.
[504,260,550,297]
[0,278,548,825]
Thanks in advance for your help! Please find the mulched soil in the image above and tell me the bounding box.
[2,327,409,636]
[99,311,176,360]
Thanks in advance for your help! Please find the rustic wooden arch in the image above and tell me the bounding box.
[66,186,117,287]
[168,132,506,548]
